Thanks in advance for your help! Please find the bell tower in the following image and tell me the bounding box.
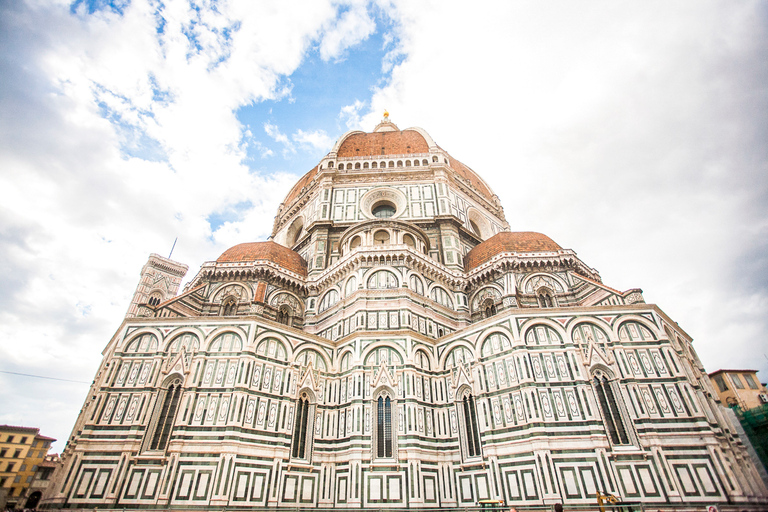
[125,253,188,318]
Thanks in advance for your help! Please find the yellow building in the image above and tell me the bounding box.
[0,426,55,509]
[709,369,768,410]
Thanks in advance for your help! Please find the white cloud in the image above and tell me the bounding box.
[293,129,335,151]
[318,1,377,61]
[2,0,767,454]
[339,99,366,129]
[0,0,375,450]
[366,0,768,381]
[264,121,291,146]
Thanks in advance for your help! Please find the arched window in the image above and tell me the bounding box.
[537,290,555,308]
[255,337,287,361]
[374,392,394,459]
[124,333,159,354]
[593,372,631,445]
[364,346,404,366]
[371,161,377,169]
[572,323,609,347]
[430,286,454,309]
[373,230,390,244]
[350,235,362,251]
[291,392,313,460]
[444,345,473,369]
[318,289,339,312]
[209,332,243,353]
[148,293,162,307]
[414,350,431,370]
[403,234,415,248]
[345,275,358,296]
[373,202,396,218]
[409,274,424,295]
[368,270,398,289]
[483,300,497,318]
[340,352,352,371]
[276,305,292,325]
[618,321,655,341]
[460,391,482,458]
[525,325,563,345]
[167,333,199,355]
[221,297,238,316]
[295,349,327,371]
[480,332,512,357]
[147,378,182,452]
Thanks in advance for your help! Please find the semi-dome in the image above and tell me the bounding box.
[464,231,562,271]
[217,241,307,276]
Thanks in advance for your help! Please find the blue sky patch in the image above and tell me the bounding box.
[237,21,392,179]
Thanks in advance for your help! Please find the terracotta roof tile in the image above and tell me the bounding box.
[464,232,562,271]
[444,152,494,200]
[217,241,307,276]
[283,165,319,207]
[337,130,430,157]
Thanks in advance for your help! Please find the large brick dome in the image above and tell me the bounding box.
[279,123,497,209]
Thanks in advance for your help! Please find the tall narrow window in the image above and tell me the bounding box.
[538,291,554,308]
[222,298,237,316]
[377,396,393,458]
[462,393,482,457]
[149,379,182,451]
[277,306,291,326]
[292,394,311,459]
[593,374,630,445]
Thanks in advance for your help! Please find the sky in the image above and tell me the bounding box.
[0,0,766,452]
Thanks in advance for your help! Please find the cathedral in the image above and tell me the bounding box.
[45,115,767,509]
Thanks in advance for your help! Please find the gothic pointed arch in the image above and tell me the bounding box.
[455,384,483,460]
[590,367,635,447]
[372,385,397,460]
[291,388,316,462]
[144,374,184,453]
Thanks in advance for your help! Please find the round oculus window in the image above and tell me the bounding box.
[372,202,396,218]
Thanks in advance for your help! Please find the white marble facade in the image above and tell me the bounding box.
[44,118,768,510]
